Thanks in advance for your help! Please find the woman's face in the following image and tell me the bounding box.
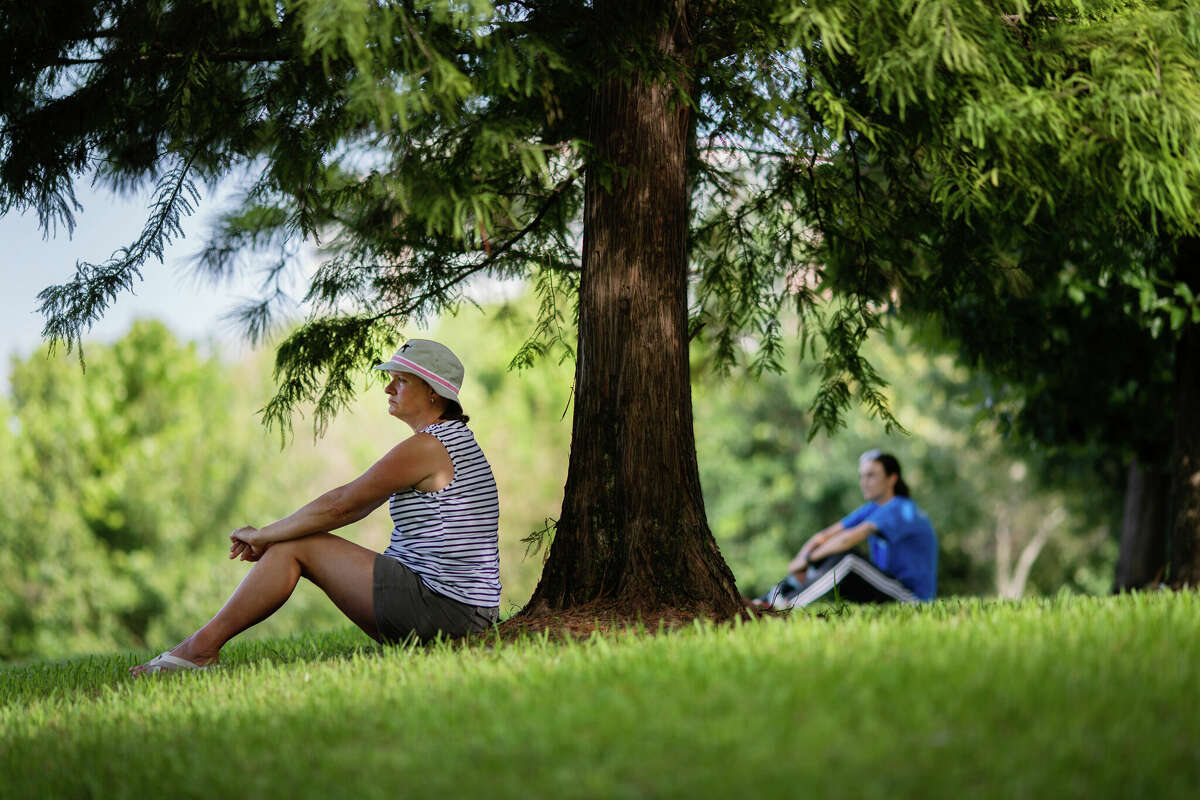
[858,459,897,503]
[384,371,436,420]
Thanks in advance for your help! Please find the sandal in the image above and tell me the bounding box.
[131,651,217,677]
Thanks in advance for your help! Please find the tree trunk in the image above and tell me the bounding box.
[993,503,1014,598]
[521,0,742,618]
[995,502,1061,600]
[1113,456,1170,590]
[1168,236,1200,586]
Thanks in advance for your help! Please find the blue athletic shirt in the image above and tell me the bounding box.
[840,497,938,600]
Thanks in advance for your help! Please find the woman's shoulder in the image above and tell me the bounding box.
[884,496,933,527]
[879,496,918,513]
[421,419,475,442]
[424,418,468,432]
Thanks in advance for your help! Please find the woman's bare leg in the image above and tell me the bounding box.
[132,533,379,674]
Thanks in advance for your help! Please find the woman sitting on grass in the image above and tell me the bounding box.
[752,450,937,609]
[132,339,500,675]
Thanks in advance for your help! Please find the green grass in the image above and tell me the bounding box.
[2,592,1198,799]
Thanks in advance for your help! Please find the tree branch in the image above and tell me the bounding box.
[370,176,578,322]
[1010,507,1065,599]
[50,48,290,67]
[36,150,203,356]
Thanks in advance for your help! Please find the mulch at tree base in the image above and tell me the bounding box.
[467,598,786,646]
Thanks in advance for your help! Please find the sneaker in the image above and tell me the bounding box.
[752,575,801,609]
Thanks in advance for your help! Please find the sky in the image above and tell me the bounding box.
[0,178,524,390]
[0,180,274,365]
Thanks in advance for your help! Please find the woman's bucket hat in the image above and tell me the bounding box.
[374,339,464,404]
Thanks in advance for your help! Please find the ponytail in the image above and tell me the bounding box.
[873,453,910,497]
[439,400,470,424]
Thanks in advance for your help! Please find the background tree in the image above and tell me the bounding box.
[911,236,1179,590]
[781,0,1200,586]
[0,321,333,659]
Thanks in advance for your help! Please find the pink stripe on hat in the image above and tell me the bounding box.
[389,355,459,394]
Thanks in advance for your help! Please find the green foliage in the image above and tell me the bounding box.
[0,322,350,660]
[36,162,201,357]
[7,0,1200,451]
[2,0,932,440]
[773,1,1200,535]
[3,593,1199,798]
[910,236,1179,474]
[786,0,1200,234]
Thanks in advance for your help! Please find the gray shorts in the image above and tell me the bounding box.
[372,554,499,643]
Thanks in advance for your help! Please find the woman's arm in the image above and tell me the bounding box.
[806,521,877,563]
[235,434,449,549]
[787,522,845,573]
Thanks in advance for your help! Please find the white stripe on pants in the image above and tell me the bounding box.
[786,553,918,608]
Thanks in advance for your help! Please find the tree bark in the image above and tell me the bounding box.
[1113,456,1170,590]
[521,0,742,617]
[1168,237,1200,586]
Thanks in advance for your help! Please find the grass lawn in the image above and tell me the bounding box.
[2,592,1197,798]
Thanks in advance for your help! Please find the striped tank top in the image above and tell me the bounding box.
[382,420,501,607]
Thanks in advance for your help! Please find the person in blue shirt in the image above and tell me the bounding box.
[752,450,938,609]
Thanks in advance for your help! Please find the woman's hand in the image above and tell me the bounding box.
[229,526,268,562]
[788,531,831,573]
[787,550,811,574]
